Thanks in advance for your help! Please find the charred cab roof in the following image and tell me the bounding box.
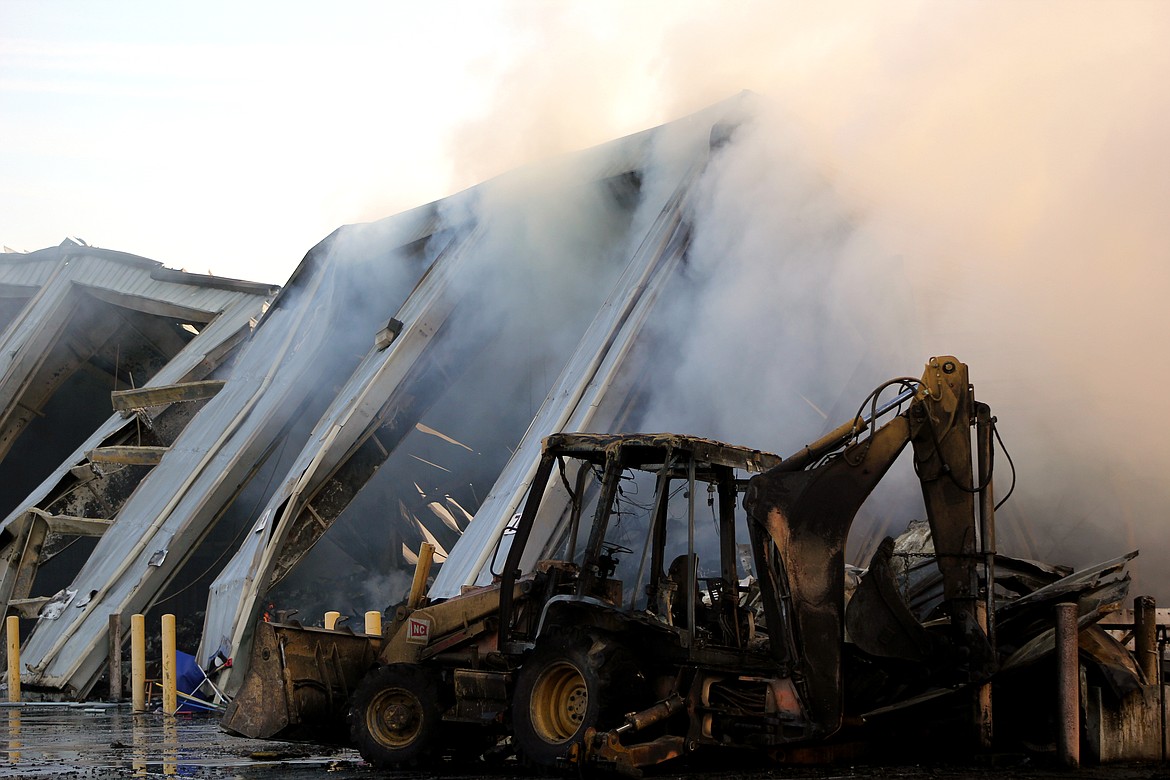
[541,432,782,477]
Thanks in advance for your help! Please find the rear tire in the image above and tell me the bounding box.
[348,664,444,768]
[512,629,643,767]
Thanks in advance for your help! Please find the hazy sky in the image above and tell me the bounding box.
[3,1,1167,291]
[1,2,520,283]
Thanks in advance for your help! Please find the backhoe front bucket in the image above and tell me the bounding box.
[221,620,382,740]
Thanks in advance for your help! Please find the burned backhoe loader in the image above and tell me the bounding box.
[222,356,1129,772]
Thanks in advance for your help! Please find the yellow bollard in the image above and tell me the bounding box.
[161,614,177,716]
[364,610,382,636]
[5,616,19,703]
[131,614,145,712]
[324,611,341,630]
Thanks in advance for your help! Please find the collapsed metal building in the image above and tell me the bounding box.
[1,98,754,699]
[1,96,1164,762]
[0,241,276,683]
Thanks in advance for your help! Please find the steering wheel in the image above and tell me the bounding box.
[600,541,633,556]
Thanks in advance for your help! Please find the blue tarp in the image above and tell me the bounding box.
[175,651,215,712]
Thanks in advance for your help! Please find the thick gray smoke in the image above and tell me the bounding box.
[441,2,1170,599]
[270,147,664,616]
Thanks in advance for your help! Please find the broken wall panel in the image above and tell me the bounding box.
[204,100,751,688]
[202,222,489,677]
[0,245,276,609]
[12,215,440,696]
[264,200,641,621]
[0,276,273,640]
[0,242,278,519]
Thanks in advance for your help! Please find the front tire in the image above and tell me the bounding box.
[512,629,642,767]
[348,664,444,768]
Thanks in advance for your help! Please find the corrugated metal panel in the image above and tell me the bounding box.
[15,220,430,695]
[0,251,272,389]
[0,255,59,288]
[0,260,78,395]
[0,292,265,544]
[0,246,277,318]
[65,255,267,314]
[17,290,323,691]
[203,223,484,673]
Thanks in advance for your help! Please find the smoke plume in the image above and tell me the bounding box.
[444,1,1170,598]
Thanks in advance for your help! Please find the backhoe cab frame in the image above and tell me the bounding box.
[497,433,782,655]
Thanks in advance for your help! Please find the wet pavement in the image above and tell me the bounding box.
[1,702,1167,779]
[0,702,361,778]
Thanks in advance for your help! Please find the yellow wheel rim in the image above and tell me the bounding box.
[529,660,588,744]
[366,686,423,749]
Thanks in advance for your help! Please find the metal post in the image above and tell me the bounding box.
[686,458,696,639]
[108,613,123,702]
[975,601,993,750]
[1159,626,1167,763]
[324,611,340,630]
[1055,602,1080,768]
[161,613,177,716]
[131,614,145,712]
[1133,596,1157,683]
[974,402,996,750]
[975,403,997,649]
[5,616,19,703]
[364,611,382,636]
[1155,626,1165,762]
